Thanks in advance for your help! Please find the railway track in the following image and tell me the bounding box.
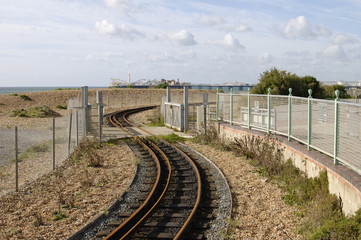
[69,106,231,240]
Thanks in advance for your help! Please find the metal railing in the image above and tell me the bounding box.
[216,88,361,175]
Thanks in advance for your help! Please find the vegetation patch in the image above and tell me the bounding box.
[56,105,67,109]
[146,115,164,127]
[12,106,60,118]
[19,95,32,101]
[11,93,18,96]
[157,133,186,143]
[192,128,360,239]
[71,139,104,167]
[54,88,78,90]
[0,103,5,106]
[52,211,67,221]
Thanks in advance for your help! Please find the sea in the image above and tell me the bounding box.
[0,87,106,95]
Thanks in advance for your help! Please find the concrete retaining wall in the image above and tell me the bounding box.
[217,122,361,216]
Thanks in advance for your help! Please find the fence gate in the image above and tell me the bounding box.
[164,102,184,131]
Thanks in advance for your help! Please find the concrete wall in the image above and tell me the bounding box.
[217,122,361,216]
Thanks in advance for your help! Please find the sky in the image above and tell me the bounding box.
[1,0,361,87]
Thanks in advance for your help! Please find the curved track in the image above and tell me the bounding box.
[104,107,202,239]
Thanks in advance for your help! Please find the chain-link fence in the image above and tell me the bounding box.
[216,91,361,175]
[0,111,83,195]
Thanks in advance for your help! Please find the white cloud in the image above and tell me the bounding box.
[95,19,117,35]
[234,24,252,32]
[104,0,130,16]
[197,14,225,26]
[169,29,197,46]
[282,16,331,39]
[321,45,347,59]
[213,34,245,50]
[332,34,359,45]
[95,19,143,40]
[258,52,273,63]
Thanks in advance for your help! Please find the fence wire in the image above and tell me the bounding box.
[310,99,334,156]
[291,97,308,144]
[0,113,82,195]
[338,102,361,170]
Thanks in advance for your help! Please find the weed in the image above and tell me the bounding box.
[191,125,232,151]
[133,158,141,165]
[158,133,186,143]
[20,94,32,101]
[27,143,49,153]
[11,93,18,96]
[52,211,67,221]
[71,139,104,167]
[0,103,5,106]
[105,138,118,146]
[232,135,283,178]
[55,88,78,90]
[56,105,67,109]
[192,130,360,239]
[12,106,60,118]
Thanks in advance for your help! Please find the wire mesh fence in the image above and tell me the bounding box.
[215,91,361,175]
[0,112,82,195]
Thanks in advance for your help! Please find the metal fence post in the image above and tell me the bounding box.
[334,90,340,165]
[52,118,55,170]
[203,93,208,135]
[97,91,103,144]
[167,86,171,102]
[248,88,251,129]
[230,88,233,125]
[267,88,271,133]
[15,126,18,192]
[216,88,219,121]
[67,112,73,157]
[76,110,79,147]
[183,86,188,131]
[307,89,312,151]
[288,88,292,141]
[81,86,88,139]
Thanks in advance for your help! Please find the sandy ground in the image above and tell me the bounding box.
[0,141,136,239]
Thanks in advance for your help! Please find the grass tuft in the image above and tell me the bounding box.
[56,105,67,109]
[12,106,60,118]
[19,94,32,101]
[158,133,186,143]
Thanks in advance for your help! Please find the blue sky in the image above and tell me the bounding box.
[1,0,361,86]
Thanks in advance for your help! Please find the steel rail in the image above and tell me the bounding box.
[114,107,202,239]
[104,108,173,240]
[104,110,164,240]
